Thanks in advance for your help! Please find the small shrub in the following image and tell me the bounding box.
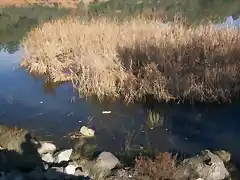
[134,152,185,180]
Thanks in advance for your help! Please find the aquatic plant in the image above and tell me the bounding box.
[147,110,163,129]
[21,17,240,103]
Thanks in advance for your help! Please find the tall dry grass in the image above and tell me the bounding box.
[21,17,240,103]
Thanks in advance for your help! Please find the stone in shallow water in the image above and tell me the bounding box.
[80,126,95,137]
[55,149,73,163]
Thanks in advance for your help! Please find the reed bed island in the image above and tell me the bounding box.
[21,17,240,103]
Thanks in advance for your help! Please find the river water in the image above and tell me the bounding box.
[0,4,240,166]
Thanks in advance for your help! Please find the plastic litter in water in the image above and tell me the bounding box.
[40,101,43,104]
[102,111,111,114]
[214,15,240,29]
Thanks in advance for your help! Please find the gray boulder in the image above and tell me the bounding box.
[95,152,119,170]
[90,152,119,179]
[182,150,230,180]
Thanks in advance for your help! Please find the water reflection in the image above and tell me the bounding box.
[0,6,70,53]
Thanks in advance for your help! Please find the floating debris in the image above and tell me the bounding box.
[40,101,43,104]
[102,111,111,114]
[67,112,74,116]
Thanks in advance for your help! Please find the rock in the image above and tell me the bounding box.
[69,161,79,167]
[80,126,95,137]
[213,150,231,163]
[55,149,73,163]
[91,152,119,179]
[96,152,119,170]
[74,169,88,177]
[41,153,54,163]
[38,142,56,155]
[64,165,76,175]
[44,167,64,180]
[182,150,230,180]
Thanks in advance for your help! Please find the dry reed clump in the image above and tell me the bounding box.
[21,17,240,103]
[133,152,185,180]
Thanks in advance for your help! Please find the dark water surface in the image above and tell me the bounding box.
[0,4,240,166]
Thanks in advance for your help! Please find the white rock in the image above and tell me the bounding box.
[56,149,73,163]
[96,152,119,170]
[64,165,76,175]
[41,153,54,163]
[80,126,95,137]
[38,142,56,155]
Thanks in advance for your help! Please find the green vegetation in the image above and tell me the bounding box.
[0,5,69,53]
[82,0,240,22]
[1,0,240,54]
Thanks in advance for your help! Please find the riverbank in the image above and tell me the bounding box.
[0,124,239,180]
[21,17,240,103]
[0,0,78,8]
